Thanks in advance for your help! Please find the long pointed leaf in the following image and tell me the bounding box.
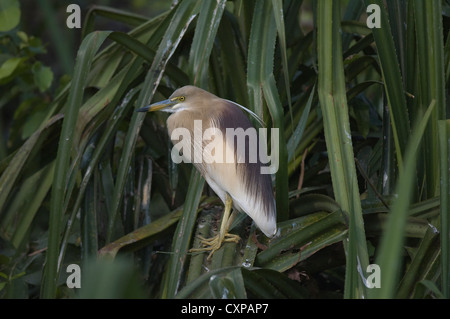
[374,100,435,299]
[189,0,226,88]
[42,31,112,299]
[106,0,200,243]
[247,0,289,221]
[439,120,450,298]
[162,170,204,298]
[364,0,410,170]
[317,0,369,298]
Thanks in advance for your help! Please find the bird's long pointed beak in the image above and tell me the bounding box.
[136,98,177,113]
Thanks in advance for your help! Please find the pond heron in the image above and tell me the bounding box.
[137,86,277,259]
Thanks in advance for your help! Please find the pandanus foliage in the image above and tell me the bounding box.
[0,0,448,299]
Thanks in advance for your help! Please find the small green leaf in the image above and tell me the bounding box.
[0,0,20,32]
[32,62,53,92]
[16,30,28,42]
[0,57,26,81]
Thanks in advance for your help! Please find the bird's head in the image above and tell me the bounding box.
[136,85,211,114]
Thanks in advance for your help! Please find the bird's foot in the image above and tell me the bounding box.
[190,233,240,260]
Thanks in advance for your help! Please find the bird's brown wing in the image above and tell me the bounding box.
[166,98,277,237]
[210,100,277,237]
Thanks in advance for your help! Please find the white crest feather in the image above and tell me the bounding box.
[224,99,265,127]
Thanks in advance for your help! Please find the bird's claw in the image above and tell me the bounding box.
[190,233,240,260]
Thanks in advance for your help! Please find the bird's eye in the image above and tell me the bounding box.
[179,96,185,102]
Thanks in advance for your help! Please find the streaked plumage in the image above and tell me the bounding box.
[138,85,276,245]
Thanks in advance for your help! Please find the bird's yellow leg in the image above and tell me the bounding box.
[190,193,240,260]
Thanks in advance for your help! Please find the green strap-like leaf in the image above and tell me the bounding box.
[247,0,289,221]
[439,120,450,298]
[374,100,435,299]
[317,0,369,299]
[106,0,200,244]
[364,0,410,171]
[162,170,204,298]
[189,0,226,88]
[42,30,113,299]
